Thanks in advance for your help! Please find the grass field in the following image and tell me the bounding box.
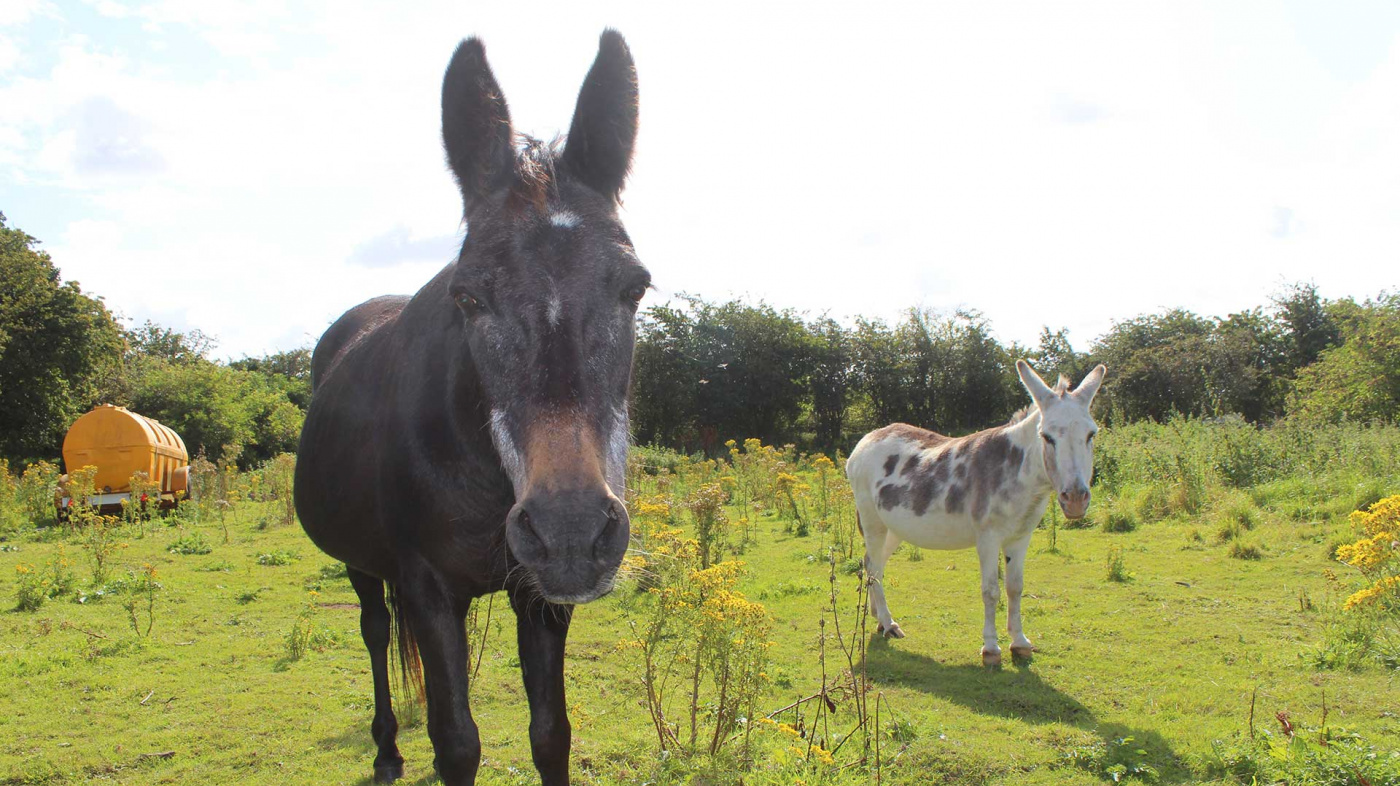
[3,420,1399,785]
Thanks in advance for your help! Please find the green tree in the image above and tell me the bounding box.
[631,303,702,449]
[129,360,303,465]
[1287,294,1400,424]
[1273,281,1340,372]
[0,213,124,465]
[1034,327,1088,384]
[852,308,1017,435]
[231,348,313,409]
[849,315,915,429]
[1215,308,1289,421]
[127,320,216,366]
[632,297,811,451]
[1094,308,1290,423]
[805,317,853,451]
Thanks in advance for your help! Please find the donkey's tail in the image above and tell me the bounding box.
[386,583,424,706]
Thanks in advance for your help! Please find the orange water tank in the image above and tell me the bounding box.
[61,405,190,502]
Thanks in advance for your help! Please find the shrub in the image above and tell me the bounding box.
[684,482,730,569]
[18,459,62,526]
[77,513,123,584]
[261,453,297,528]
[631,443,688,476]
[1206,723,1400,785]
[168,532,213,556]
[257,550,300,566]
[1222,497,1258,530]
[285,593,342,662]
[13,563,46,611]
[122,564,161,637]
[1125,484,1171,525]
[0,460,22,532]
[1060,735,1160,782]
[121,471,161,533]
[1101,507,1139,533]
[1301,609,1393,671]
[623,540,771,757]
[1228,540,1263,560]
[14,544,78,611]
[774,472,810,536]
[1105,547,1133,583]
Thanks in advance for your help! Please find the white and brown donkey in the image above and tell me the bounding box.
[846,360,1106,666]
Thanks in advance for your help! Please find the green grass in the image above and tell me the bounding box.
[2,436,1399,785]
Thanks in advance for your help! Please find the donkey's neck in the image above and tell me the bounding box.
[1005,409,1053,494]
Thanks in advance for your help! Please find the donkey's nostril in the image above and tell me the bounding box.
[511,506,541,544]
[593,499,627,561]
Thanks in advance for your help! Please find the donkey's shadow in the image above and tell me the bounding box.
[864,638,1189,782]
[866,638,1090,724]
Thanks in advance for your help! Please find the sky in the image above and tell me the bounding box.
[3,0,1399,361]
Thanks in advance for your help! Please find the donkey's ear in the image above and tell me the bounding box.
[563,29,638,201]
[1072,364,1107,402]
[1017,360,1056,409]
[442,38,514,213]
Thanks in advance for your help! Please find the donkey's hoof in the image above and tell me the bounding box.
[373,763,404,783]
[1010,645,1037,661]
[981,648,1002,668]
[882,622,906,639]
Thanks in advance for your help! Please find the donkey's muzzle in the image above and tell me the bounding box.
[1059,486,1091,520]
[504,488,630,604]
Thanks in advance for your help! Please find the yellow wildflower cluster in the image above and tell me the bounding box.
[755,718,836,766]
[690,562,769,630]
[630,511,699,593]
[1346,575,1400,611]
[1335,494,1400,611]
[636,519,697,561]
[775,472,809,493]
[1338,534,1396,573]
[631,494,674,523]
[624,547,773,755]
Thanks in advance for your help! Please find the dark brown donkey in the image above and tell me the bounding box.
[294,31,649,786]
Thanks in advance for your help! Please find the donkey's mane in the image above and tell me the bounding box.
[1005,406,1036,426]
[1005,374,1072,425]
[509,135,565,212]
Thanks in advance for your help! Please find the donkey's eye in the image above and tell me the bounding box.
[1042,433,1056,447]
[624,283,647,306]
[452,290,482,313]
[1087,431,1097,444]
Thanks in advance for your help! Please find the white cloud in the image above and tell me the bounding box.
[0,0,58,26]
[89,0,131,19]
[3,0,1400,359]
[0,33,17,71]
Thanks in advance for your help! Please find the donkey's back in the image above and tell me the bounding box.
[847,421,1040,551]
[310,294,411,391]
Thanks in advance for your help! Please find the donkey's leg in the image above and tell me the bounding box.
[346,567,404,783]
[975,537,1003,666]
[401,570,479,786]
[1004,534,1036,660]
[859,506,904,638]
[510,588,574,786]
